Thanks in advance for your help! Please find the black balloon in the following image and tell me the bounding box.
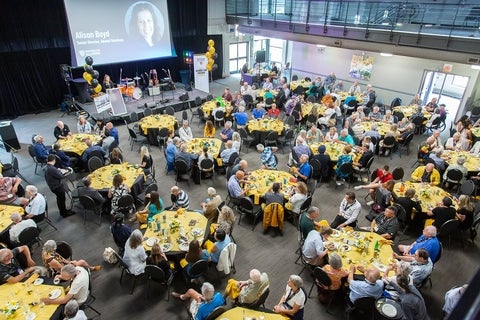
[88,87,94,95]
[85,65,94,74]
[90,79,99,88]
[213,52,218,60]
[212,63,218,71]
[92,70,99,79]
[85,56,94,66]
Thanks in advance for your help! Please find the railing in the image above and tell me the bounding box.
[226,0,480,39]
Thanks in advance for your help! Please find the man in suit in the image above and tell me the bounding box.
[44,154,73,217]
[77,176,105,211]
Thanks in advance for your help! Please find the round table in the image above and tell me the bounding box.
[376,297,404,319]
[301,102,326,117]
[289,80,311,91]
[392,105,431,120]
[88,163,144,190]
[57,134,102,156]
[186,138,222,159]
[216,307,289,320]
[247,119,284,135]
[0,204,24,233]
[309,142,360,162]
[256,89,277,101]
[442,150,480,172]
[337,91,364,104]
[138,114,178,145]
[360,121,400,137]
[329,230,394,275]
[244,169,297,204]
[143,210,208,254]
[394,182,452,212]
[201,99,231,116]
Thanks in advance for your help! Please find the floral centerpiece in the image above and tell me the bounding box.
[268,174,276,181]
[419,188,430,198]
[111,169,121,175]
[1,301,19,318]
[169,218,181,232]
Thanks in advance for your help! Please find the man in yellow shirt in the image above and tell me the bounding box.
[410,163,440,186]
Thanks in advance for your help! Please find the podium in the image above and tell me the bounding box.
[0,121,20,152]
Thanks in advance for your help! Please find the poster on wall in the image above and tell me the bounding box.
[194,54,209,93]
[349,54,374,80]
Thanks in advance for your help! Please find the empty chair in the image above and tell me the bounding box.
[79,195,102,226]
[199,158,215,184]
[144,265,175,300]
[174,160,190,186]
[128,128,148,152]
[164,106,175,116]
[237,197,262,230]
[18,227,42,250]
[346,296,376,320]
[239,128,255,153]
[56,241,73,260]
[143,107,153,117]
[87,156,103,173]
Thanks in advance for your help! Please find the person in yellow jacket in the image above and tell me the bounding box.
[410,163,441,186]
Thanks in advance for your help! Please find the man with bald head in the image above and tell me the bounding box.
[410,163,441,186]
[54,121,71,140]
[227,170,250,200]
[231,159,248,178]
[348,265,383,303]
[397,225,441,263]
[0,246,36,284]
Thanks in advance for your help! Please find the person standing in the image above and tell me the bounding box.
[44,154,72,217]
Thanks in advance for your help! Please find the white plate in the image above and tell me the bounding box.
[191,228,204,237]
[145,238,159,247]
[340,244,351,252]
[33,278,44,286]
[49,288,62,300]
[382,303,397,317]
[179,242,189,251]
[161,243,173,252]
[26,312,36,320]
[330,231,341,238]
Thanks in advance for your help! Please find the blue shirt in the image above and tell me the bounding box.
[195,292,225,320]
[298,162,312,180]
[252,108,266,119]
[227,175,242,198]
[34,143,50,161]
[339,134,355,146]
[82,145,105,163]
[261,147,277,168]
[221,128,233,142]
[234,112,248,125]
[147,201,164,222]
[211,235,231,263]
[108,127,119,144]
[349,279,383,303]
[409,235,441,263]
[166,143,177,164]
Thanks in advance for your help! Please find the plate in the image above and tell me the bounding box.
[340,244,351,252]
[382,303,397,317]
[145,238,159,247]
[352,232,362,239]
[330,231,341,238]
[179,242,189,251]
[49,288,62,300]
[191,228,204,237]
[161,243,173,252]
[33,278,44,286]
[26,312,36,320]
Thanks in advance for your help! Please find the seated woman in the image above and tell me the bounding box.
[108,174,130,215]
[232,132,242,153]
[42,240,100,276]
[324,127,338,142]
[171,282,225,320]
[316,253,348,302]
[133,191,164,224]
[285,182,308,219]
[77,116,92,134]
[204,229,231,263]
[139,146,153,175]
[455,194,474,231]
[335,145,353,185]
[216,205,235,235]
[257,144,278,169]
[110,213,132,255]
[224,268,269,304]
[273,275,306,320]
[109,147,123,164]
[147,242,172,277]
[123,229,147,276]
[203,120,216,138]
[183,240,210,277]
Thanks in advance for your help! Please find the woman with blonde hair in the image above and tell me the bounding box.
[123,229,147,275]
[139,145,153,175]
[217,205,235,234]
[77,116,92,134]
[232,132,241,153]
[147,242,172,277]
[456,194,474,230]
[204,120,216,138]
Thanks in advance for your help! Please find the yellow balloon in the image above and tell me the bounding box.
[83,72,93,83]
[208,58,214,66]
[94,84,102,93]
[207,65,212,71]
[205,52,211,59]
[208,47,215,55]
[208,39,215,47]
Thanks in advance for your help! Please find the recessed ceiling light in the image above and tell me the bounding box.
[316,44,327,48]
[380,53,393,57]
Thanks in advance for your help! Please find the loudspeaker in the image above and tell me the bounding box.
[185,85,192,92]
[144,102,156,109]
[179,92,189,101]
[256,50,266,63]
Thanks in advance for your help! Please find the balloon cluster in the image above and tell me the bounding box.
[82,56,102,94]
[205,39,218,72]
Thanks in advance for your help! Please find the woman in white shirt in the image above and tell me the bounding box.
[179,120,194,142]
[273,275,306,319]
[287,182,308,214]
[77,116,92,134]
[324,127,339,142]
[123,229,147,275]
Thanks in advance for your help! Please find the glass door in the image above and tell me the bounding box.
[229,42,248,74]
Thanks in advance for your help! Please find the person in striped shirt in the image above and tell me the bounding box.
[166,186,190,210]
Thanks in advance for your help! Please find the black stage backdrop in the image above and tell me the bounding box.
[0,0,222,119]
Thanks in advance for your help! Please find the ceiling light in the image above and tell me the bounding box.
[380,53,393,57]
[316,44,326,48]
[471,65,480,70]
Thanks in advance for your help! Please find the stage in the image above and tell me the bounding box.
[72,82,210,123]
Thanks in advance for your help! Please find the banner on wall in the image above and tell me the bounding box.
[349,54,374,81]
[194,54,209,93]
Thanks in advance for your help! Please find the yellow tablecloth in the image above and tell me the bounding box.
[138,114,177,135]
[442,150,480,172]
[309,142,360,162]
[88,163,144,190]
[201,99,231,116]
[57,134,102,156]
[0,205,23,233]
[143,210,208,251]
[289,81,311,91]
[247,119,284,135]
[301,102,326,117]
[394,182,452,212]
[186,138,222,159]
[0,277,65,320]
[216,307,288,320]
[360,121,399,137]
[244,169,296,205]
[337,91,364,104]
[330,230,394,275]
[392,106,431,120]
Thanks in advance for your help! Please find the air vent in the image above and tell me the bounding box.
[467,57,480,64]
[333,40,342,47]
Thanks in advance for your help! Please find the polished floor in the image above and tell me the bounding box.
[4,75,479,320]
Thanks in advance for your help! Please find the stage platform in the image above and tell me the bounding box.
[73,83,210,123]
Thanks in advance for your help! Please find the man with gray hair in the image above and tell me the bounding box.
[220,121,233,142]
[24,185,46,222]
[0,246,36,284]
[174,143,195,170]
[172,282,225,320]
[200,187,222,223]
[299,206,322,239]
[179,120,194,142]
[396,225,441,263]
[289,137,311,166]
[443,156,468,186]
[233,105,248,129]
[77,176,106,209]
[41,264,89,306]
[9,211,37,244]
[224,269,270,304]
[64,300,87,320]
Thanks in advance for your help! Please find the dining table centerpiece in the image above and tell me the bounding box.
[1,301,19,319]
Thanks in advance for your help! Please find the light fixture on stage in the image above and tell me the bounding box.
[183,51,194,65]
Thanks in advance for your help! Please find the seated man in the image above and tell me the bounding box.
[24,185,46,222]
[257,144,278,169]
[220,141,237,165]
[425,197,456,231]
[445,132,469,151]
[54,121,71,140]
[330,192,361,229]
[288,137,311,166]
[338,129,355,146]
[64,300,87,320]
[306,125,323,144]
[33,135,51,162]
[172,282,225,320]
[50,143,77,169]
[403,249,433,287]
[252,103,266,120]
[227,171,250,202]
[428,149,446,172]
[224,269,269,304]
[175,143,196,171]
[9,212,37,245]
[82,138,106,164]
[368,106,382,121]
[311,145,331,180]
[105,122,119,144]
[299,206,328,240]
[302,227,334,266]
[166,137,180,172]
[41,264,90,306]
[410,163,441,186]
[397,226,441,263]
[233,106,248,129]
[368,206,399,240]
[0,246,36,284]
[267,103,280,118]
[0,175,28,206]
[167,186,190,210]
[290,154,312,183]
[352,144,373,170]
[347,265,383,303]
[77,176,106,210]
[219,121,234,142]
[443,157,468,186]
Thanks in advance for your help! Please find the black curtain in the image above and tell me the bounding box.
[0,0,221,119]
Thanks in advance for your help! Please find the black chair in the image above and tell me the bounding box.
[264,131,278,147]
[206,94,214,101]
[243,94,258,110]
[144,265,175,300]
[174,160,190,186]
[237,287,270,309]
[36,199,58,231]
[184,259,209,284]
[87,156,103,173]
[294,196,312,227]
[11,156,31,184]
[442,169,464,191]
[117,194,135,216]
[56,241,73,260]
[113,251,142,294]
[353,156,374,183]
[397,132,414,158]
[310,159,322,182]
[204,306,227,320]
[457,180,475,198]
[239,128,255,153]
[393,203,408,241]
[128,128,148,152]
[392,167,405,182]
[143,107,153,117]
[194,107,208,126]
[80,267,101,318]
[214,110,225,127]
[79,195,102,226]
[277,129,295,153]
[336,162,354,188]
[380,136,397,159]
[28,145,46,174]
[164,106,175,116]
[182,110,189,121]
[346,296,376,320]
[18,227,42,251]
[469,214,480,244]
[412,116,425,134]
[156,127,170,150]
[237,197,262,230]
[199,158,215,184]
[438,219,461,248]
[308,267,340,314]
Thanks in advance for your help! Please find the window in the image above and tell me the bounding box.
[229,42,248,74]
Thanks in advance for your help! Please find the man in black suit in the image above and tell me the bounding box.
[44,154,73,217]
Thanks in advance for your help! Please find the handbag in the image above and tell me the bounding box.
[103,247,117,264]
